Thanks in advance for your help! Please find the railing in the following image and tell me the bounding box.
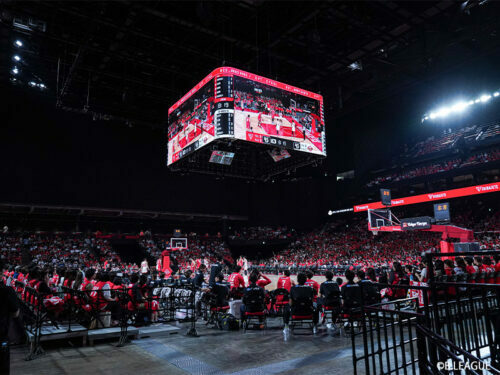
[13,282,199,359]
[352,250,500,375]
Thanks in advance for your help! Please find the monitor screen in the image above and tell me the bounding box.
[268,149,291,162]
[167,77,216,166]
[232,73,325,156]
[167,67,326,166]
[209,150,235,165]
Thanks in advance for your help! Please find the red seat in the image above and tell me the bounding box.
[211,306,230,312]
[324,306,334,311]
[292,315,313,319]
[342,313,362,319]
[245,311,265,316]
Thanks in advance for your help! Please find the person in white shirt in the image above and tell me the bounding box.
[140,258,149,274]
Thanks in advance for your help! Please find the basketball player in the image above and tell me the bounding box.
[291,120,296,137]
[257,112,263,129]
[246,114,252,132]
[276,119,281,136]
[242,257,249,275]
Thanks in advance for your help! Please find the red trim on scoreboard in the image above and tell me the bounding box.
[168,67,323,115]
[354,182,499,212]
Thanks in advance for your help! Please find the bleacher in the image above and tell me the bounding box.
[366,118,500,188]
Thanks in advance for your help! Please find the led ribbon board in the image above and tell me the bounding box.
[354,182,499,212]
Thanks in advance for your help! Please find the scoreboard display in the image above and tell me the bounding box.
[167,67,325,166]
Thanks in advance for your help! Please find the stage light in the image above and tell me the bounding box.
[432,107,451,119]
[14,40,23,47]
[13,55,21,62]
[480,94,491,103]
[11,67,19,75]
[451,101,469,112]
[39,83,46,89]
[28,81,36,87]
[328,210,333,216]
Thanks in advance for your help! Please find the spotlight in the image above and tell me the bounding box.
[39,83,46,89]
[451,101,469,112]
[11,67,19,75]
[494,92,499,97]
[480,94,491,103]
[13,55,21,62]
[328,210,333,216]
[28,81,36,87]
[348,60,362,71]
[435,107,451,118]
[14,40,23,47]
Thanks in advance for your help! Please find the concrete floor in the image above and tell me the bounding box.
[11,320,364,375]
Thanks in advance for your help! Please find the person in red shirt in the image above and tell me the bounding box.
[246,115,252,131]
[483,257,495,284]
[494,255,500,284]
[305,270,320,302]
[465,257,477,283]
[474,257,486,283]
[256,273,271,289]
[228,266,246,290]
[277,270,294,292]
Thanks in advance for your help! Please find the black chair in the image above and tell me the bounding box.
[289,296,315,334]
[242,289,267,332]
[271,288,290,317]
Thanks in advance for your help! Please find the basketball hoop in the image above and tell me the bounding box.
[371,230,379,236]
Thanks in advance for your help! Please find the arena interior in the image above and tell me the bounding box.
[1,1,500,375]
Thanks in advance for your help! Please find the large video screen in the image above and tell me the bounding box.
[232,74,325,155]
[167,67,325,166]
[167,78,215,165]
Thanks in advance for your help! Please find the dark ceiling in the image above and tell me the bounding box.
[0,0,499,129]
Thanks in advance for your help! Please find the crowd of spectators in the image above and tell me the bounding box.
[251,218,440,273]
[229,226,295,241]
[367,148,499,187]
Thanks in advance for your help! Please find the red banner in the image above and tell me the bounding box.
[354,182,499,212]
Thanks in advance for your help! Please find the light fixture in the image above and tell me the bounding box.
[423,88,500,122]
[451,101,469,112]
[39,83,46,89]
[328,210,333,216]
[29,81,36,87]
[480,94,491,103]
[11,67,19,75]
[14,40,23,47]
[13,55,21,62]
[348,61,363,71]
